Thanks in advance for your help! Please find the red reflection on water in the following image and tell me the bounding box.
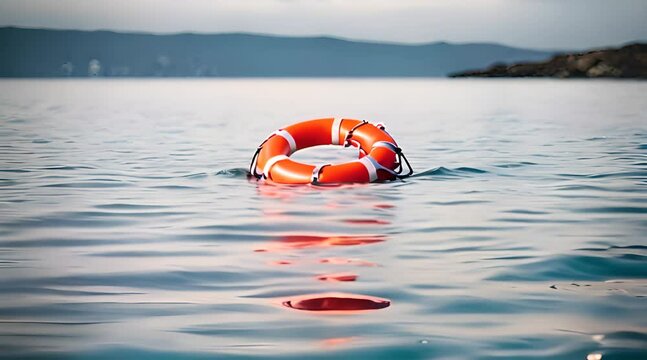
[317,272,358,282]
[374,203,395,209]
[324,201,342,209]
[255,234,385,252]
[255,182,301,200]
[321,337,356,347]
[320,257,378,267]
[343,219,390,225]
[282,292,390,312]
[268,260,293,266]
[255,181,363,200]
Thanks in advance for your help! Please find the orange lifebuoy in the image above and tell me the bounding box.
[249,118,412,184]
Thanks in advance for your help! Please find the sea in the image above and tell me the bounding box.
[0,79,646,359]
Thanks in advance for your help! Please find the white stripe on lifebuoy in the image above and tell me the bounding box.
[331,118,342,145]
[274,129,297,154]
[357,156,378,182]
[372,141,399,153]
[311,163,329,183]
[263,155,289,179]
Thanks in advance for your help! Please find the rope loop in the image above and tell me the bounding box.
[343,120,369,148]
[247,132,276,179]
[248,146,263,179]
[311,164,330,184]
[394,150,414,178]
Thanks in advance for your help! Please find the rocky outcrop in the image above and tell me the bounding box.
[450,43,647,78]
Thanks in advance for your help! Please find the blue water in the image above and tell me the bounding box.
[0,79,646,359]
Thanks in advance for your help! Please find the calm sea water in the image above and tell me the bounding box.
[0,79,646,359]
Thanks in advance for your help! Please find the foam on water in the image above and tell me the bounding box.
[0,79,646,359]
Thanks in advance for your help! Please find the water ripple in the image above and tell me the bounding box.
[413,166,488,178]
[488,254,647,282]
[1,79,646,359]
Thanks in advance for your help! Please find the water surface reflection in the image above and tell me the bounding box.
[255,182,395,313]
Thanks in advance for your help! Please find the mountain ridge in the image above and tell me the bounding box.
[0,27,554,77]
[1,26,555,50]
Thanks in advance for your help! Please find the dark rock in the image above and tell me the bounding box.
[450,43,647,79]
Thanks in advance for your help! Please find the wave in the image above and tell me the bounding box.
[215,166,489,181]
[215,168,250,178]
[488,253,647,282]
[412,166,488,178]
[492,161,538,168]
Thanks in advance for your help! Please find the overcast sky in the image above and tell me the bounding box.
[1,0,646,50]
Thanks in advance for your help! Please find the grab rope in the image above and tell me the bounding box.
[393,146,414,178]
[343,120,369,149]
[311,164,330,184]
[248,134,274,179]
[344,124,414,179]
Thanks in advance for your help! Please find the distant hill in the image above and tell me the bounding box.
[450,43,647,78]
[0,27,553,77]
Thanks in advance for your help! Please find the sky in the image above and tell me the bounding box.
[1,0,646,50]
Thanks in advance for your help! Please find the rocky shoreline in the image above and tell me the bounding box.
[450,43,647,79]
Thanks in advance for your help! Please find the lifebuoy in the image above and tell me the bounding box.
[249,118,412,184]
